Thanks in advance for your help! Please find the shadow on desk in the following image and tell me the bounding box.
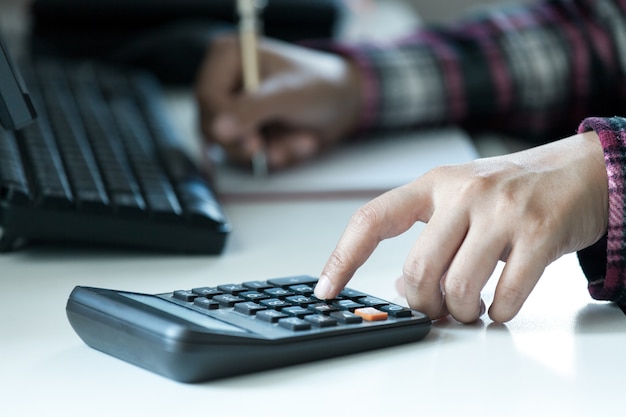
[575,302,625,333]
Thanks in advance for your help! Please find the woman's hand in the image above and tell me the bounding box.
[195,35,362,171]
[315,131,608,323]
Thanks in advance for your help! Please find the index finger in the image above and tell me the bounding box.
[315,176,435,299]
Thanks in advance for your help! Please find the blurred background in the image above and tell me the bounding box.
[0,0,537,87]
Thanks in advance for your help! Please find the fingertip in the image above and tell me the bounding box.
[487,307,514,324]
[314,275,334,300]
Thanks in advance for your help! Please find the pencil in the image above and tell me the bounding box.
[237,0,267,177]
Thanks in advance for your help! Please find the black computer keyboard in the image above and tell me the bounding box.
[0,59,230,253]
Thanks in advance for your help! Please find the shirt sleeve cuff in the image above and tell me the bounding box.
[577,117,626,305]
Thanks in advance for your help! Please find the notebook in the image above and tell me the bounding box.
[213,128,479,201]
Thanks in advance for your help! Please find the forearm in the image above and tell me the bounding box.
[326,0,626,139]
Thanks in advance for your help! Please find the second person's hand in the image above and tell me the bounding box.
[195,35,363,171]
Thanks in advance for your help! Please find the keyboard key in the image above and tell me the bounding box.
[191,287,223,298]
[242,281,273,291]
[217,284,248,294]
[354,307,388,322]
[282,306,313,319]
[18,122,74,208]
[35,62,110,212]
[194,297,219,310]
[240,291,269,301]
[380,304,413,318]
[359,296,388,308]
[285,295,317,306]
[73,67,147,216]
[308,303,339,315]
[234,302,266,315]
[330,310,363,324]
[264,287,294,298]
[339,288,368,299]
[173,290,196,302]
[305,314,338,328]
[0,129,30,204]
[109,97,182,219]
[256,309,288,323]
[288,284,314,295]
[333,299,365,311]
[268,275,318,288]
[278,317,311,331]
[260,298,291,310]
[214,294,244,307]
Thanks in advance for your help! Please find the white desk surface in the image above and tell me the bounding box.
[2,0,626,415]
[2,197,625,417]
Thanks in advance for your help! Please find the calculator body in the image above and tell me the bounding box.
[66,276,432,382]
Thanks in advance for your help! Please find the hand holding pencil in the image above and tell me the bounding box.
[195,18,364,172]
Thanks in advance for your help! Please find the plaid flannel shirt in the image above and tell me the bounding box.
[325,0,626,306]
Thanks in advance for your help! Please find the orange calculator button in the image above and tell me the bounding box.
[354,307,388,321]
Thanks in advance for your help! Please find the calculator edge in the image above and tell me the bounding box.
[66,285,432,383]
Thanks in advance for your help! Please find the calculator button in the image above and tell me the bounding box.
[288,284,314,295]
[329,310,363,324]
[217,284,248,294]
[268,275,318,287]
[264,287,294,298]
[278,317,311,331]
[173,290,196,302]
[304,314,337,328]
[283,306,313,319]
[194,297,219,310]
[242,281,273,291]
[379,304,413,317]
[308,303,339,315]
[240,291,269,301]
[339,288,367,299]
[260,298,291,310]
[285,295,317,306]
[234,302,267,315]
[256,309,288,323]
[354,307,388,321]
[333,299,364,311]
[191,287,223,298]
[359,296,388,308]
[213,294,244,307]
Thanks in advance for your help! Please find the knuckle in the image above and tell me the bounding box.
[443,277,475,302]
[401,259,437,292]
[325,248,354,274]
[496,283,525,304]
[350,202,382,233]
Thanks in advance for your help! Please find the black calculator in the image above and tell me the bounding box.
[66,275,432,382]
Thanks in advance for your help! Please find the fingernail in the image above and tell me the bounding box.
[314,275,332,300]
[213,114,238,138]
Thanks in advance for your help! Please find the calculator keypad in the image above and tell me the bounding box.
[170,275,414,332]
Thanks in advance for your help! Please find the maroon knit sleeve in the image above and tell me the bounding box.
[577,117,626,305]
